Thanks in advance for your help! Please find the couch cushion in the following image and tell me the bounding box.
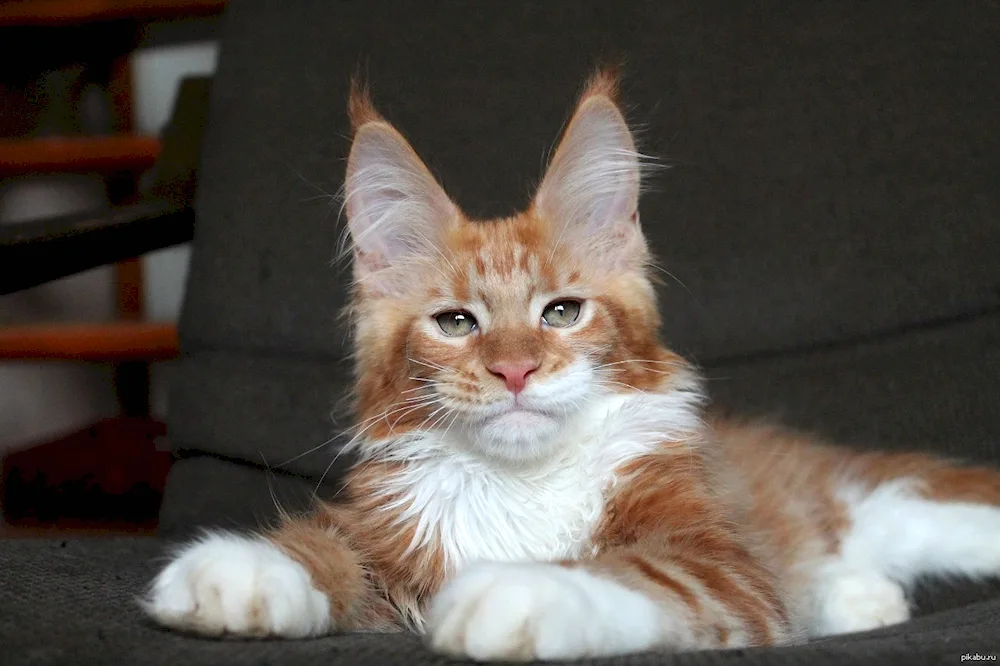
[167,352,353,479]
[157,456,330,537]
[2,538,998,666]
[183,0,1000,364]
[705,312,1000,464]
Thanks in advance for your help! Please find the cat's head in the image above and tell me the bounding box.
[344,70,682,464]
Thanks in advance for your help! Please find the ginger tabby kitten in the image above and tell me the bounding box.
[145,71,1000,660]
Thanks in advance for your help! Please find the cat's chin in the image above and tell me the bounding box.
[473,409,564,464]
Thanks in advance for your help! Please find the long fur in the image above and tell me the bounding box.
[144,70,1000,660]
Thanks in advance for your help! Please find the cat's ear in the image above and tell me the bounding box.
[533,71,645,267]
[344,82,459,294]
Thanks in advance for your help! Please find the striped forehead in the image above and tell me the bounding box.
[470,244,546,301]
[447,217,558,306]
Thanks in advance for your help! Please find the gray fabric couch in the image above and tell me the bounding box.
[3,1,1000,664]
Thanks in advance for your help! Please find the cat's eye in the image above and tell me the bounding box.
[541,300,582,328]
[435,310,478,337]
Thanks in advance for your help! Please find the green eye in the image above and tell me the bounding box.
[435,310,478,337]
[542,300,582,328]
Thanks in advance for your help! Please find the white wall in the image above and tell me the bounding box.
[0,175,119,453]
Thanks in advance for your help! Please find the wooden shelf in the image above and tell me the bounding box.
[0,0,227,26]
[0,136,161,177]
[0,322,179,361]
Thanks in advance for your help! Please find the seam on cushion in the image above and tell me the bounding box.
[173,449,347,487]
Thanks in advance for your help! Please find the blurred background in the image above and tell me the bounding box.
[0,0,226,536]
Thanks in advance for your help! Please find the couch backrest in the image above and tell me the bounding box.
[166,1,1000,506]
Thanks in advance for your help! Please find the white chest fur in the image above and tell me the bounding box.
[366,388,704,573]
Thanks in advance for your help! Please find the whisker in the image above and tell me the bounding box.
[407,377,442,384]
[397,394,444,405]
[595,379,650,395]
[408,405,451,433]
[422,409,453,435]
[407,357,454,374]
[276,439,336,466]
[645,262,700,305]
[344,393,442,432]
[389,401,445,430]
[277,400,430,466]
[337,398,441,451]
[314,410,400,491]
[593,358,686,369]
[438,410,461,441]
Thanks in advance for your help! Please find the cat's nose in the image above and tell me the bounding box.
[487,360,540,396]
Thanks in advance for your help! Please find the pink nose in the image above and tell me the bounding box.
[488,360,540,396]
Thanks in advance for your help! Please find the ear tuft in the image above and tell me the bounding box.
[580,66,622,105]
[347,77,385,133]
[533,71,647,268]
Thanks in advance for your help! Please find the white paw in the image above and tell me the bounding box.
[815,571,910,636]
[143,533,331,638]
[426,562,665,661]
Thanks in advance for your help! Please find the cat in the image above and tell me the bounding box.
[143,70,1000,661]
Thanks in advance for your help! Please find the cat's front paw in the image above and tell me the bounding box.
[814,570,910,636]
[143,533,330,638]
[426,562,664,661]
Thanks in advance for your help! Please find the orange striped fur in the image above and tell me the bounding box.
[145,70,1000,659]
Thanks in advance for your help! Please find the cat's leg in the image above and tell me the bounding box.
[144,505,395,638]
[425,559,673,660]
[426,543,792,661]
[808,561,910,636]
[809,462,1000,637]
[426,460,793,661]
